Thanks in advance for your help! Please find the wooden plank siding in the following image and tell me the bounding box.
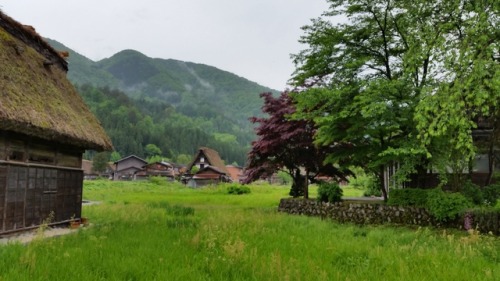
[0,133,84,234]
[0,163,83,233]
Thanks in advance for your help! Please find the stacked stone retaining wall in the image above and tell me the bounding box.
[278,198,454,229]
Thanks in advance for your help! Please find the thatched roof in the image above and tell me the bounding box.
[0,10,112,151]
[187,147,229,175]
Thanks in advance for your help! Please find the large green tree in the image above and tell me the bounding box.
[415,0,499,187]
[291,0,499,196]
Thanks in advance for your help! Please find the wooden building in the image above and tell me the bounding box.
[113,155,147,180]
[184,147,231,187]
[0,11,112,234]
[225,165,244,183]
[135,162,175,180]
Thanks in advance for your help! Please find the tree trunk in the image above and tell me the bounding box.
[379,165,388,202]
[303,169,309,199]
[485,135,495,186]
[289,169,305,198]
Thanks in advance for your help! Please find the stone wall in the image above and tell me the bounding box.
[278,198,450,228]
[279,198,500,234]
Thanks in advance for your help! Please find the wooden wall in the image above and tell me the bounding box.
[0,132,84,234]
[0,164,83,233]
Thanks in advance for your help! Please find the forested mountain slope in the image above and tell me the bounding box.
[46,39,277,165]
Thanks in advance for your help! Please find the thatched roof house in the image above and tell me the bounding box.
[184,147,231,187]
[0,11,112,150]
[0,10,112,234]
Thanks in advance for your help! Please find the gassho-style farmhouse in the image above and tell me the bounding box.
[0,11,112,235]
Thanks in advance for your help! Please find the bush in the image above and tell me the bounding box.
[460,182,500,206]
[317,182,343,203]
[227,184,251,195]
[363,179,382,197]
[460,181,483,205]
[388,188,429,207]
[426,189,472,222]
[482,184,500,206]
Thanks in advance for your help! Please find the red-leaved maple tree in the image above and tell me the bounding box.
[243,92,351,198]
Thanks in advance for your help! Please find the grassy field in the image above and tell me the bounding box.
[0,180,498,281]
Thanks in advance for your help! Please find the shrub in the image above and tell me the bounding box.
[459,181,483,205]
[363,179,382,197]
[317,182,343,203]
[388,188,429,207]
[227,184,251,195]
[482,184,500,206]
[426,189,472,222]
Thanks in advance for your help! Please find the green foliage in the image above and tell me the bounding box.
[147,155,167,164]
[291,0,499,194]
[110,151,122,162]
[363,179,382,197]
[482,184,500,206]
[276,171,292,185]
[226,184,251,195]
[388,189,430,207]
[92,152,110,173]
[77,84,251,165]
[460,181,484,205]
[145,143,162,158]
[460,182,500,207]
[48,39,277,166]
[149,176,166,185]
[347,175,372,190]
[317,182,343,203]
[175,154,192,165]
[427,189,472,222]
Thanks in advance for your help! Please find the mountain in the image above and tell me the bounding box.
[46,39,277,165]
[47,39,276,128]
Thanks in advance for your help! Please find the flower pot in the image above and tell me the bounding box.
[69,221,80,229]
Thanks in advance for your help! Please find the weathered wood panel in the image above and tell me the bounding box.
[0,163,83,234]
[0,166,6,231]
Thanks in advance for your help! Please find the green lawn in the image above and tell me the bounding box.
[0,180,498,281]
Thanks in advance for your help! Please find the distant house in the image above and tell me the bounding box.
[113,155,147,180]
[225,165,244,183]
[0,11,112,234]
[184,147,231,187]
[81,160,115,180]
[136,162,175,180]
[82,160,98,180]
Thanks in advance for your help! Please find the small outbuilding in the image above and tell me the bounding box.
[0,11,112,234]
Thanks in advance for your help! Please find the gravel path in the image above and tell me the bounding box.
[0,227,79,245]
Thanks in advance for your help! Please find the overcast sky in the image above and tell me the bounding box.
[1,1,330,90]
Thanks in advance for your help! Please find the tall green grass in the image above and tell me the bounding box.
[0,180,498,280]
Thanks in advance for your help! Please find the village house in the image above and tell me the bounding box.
[225,164,244,183]
[183,147,231,187]
[0,11,112,234]
[81,160,115,180]
[113,155,147,180]
[135,161,175,181]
